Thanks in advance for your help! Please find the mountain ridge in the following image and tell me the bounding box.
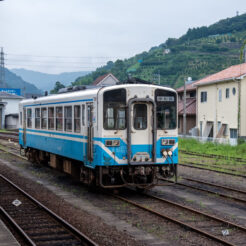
[11,68,90,91]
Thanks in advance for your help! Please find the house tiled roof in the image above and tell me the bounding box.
[178,98,196,115]
[194,63,246,86]
[176,81,196,92]
[92,73,110,85]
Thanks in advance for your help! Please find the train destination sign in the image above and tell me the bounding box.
[157,96,175,102]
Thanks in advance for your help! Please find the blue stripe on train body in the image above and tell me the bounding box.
[19,129,178,168]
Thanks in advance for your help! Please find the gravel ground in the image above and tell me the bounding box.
[0,157,144,246]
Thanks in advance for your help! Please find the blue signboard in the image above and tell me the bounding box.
[0,88,21,96]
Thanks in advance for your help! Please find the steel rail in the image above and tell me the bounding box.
[183,177,246,195]
[160,178,246,204]
[179,163,246,178]
[0,174,97,246]
[112,192,238,246]
[180,150,246,163]
[0,206,36,246]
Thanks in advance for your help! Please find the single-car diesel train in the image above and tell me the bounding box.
[19,83,178,189]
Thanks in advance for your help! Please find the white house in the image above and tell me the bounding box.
[92,73,119,86]
[0,92,24,129]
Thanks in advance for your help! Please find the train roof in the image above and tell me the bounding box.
[20,84,176,106]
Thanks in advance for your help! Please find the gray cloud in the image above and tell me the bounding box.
[1,0,245,73]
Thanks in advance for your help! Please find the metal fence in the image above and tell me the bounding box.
[179,135,238,146]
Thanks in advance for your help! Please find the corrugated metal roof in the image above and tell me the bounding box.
[0,91,24,99]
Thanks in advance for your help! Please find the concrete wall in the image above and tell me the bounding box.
[2,98,22,115]
[197,79,239,138]
[240,77,246,138]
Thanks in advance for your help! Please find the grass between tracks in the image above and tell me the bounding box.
[179,138,246,159]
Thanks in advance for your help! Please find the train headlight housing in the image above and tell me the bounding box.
[105,140,120,147]
[168,151,173,156]
[162,150,168,157]
[161,139,175,146]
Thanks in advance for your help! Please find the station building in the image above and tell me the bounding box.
[194,63,246,140]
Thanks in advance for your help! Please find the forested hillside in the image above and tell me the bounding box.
[73,13,246,89]
[5,68,42,96]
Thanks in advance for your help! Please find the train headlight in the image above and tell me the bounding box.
[162,150,168,157]
[105,140,120,147]
[168,151,173,156]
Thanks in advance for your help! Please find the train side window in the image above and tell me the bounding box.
[64,106,72,132]
[56,107,63,131]
[133,104,147,130]
[48,107,54,130]
[27,108,32,128]
[74,105,81,133]
[35,108,40,129]
[82,104,85,126]
[41,108,47,129]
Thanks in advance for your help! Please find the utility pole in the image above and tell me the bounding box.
[158,70,160,85]
[0,47,5,87]
[183,78,187,135]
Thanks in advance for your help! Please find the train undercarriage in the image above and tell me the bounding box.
[24,147,177,189]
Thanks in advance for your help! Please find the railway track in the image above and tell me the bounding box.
[111,189,246,246]
[179,163,246,178]
[0,174,97,246]
[160,177,246,204]
[0,132,19,143]
[180,150,246,164]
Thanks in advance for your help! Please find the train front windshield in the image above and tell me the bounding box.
[103,89,126,130]
[155,89,177,130]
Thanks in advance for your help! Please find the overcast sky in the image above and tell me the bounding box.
[0,0,245,74]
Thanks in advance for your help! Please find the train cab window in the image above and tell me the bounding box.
[56,107,63,131]
[41,108,47,129]
[48,107,54,130]
[82,104,85,126]
[35,108,40,129]
[27,109,32,128]
[103,89,126,130]
[64,106,72,132]
[133,104,147,130]
[74,105,81,132]
[155,89,177,129]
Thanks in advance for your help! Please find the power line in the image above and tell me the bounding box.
[6,53,124,59]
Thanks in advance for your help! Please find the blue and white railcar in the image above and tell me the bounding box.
[19,84,178,188]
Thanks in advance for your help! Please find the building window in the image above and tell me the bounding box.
[201,91,207,103]
[226,88,229,98]
[64,106,72,132]
[230,129,238,139]
[27,109,32,128]
[232,87,236,95]
[41,108,47,129]
[35,108,40,129]
[74,105,81,133]
[48,107,54,130]
[189,91,196,98]
[218,89,222,102]
[56,107,63,131]
[82,104,85,126]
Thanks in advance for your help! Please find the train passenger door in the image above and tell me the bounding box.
[23,108,26,146]
[86,103,93,162]
[127,99,156,164]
